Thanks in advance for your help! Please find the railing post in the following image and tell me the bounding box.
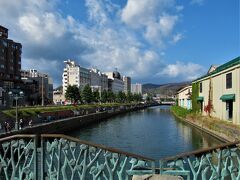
[159,160,163,175]
[41,135,44,180]
[34,135,38,180]
[151,161,156,175]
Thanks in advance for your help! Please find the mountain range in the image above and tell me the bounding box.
[142,82,191,95]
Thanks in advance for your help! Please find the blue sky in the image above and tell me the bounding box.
[0,0,239,87]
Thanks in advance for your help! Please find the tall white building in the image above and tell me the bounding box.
[123,76,131,93]
[62,60,90,94]
[131,83,142,94]
[105,71,124,93]
[90,68,108,92]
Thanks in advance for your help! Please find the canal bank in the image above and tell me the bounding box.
[0,104,152,138]
[171,106,240,142]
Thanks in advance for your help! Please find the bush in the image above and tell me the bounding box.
[171,105,192,118]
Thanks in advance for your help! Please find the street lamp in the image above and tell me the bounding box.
[8,91,24,130]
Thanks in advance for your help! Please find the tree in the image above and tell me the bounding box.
[101,89,108,103]
[126,91,133,102]
[93,90,100,103]
[107,91,115,102]
[116,91,126,103]
[65,85,81,104]
[81,84,93,104]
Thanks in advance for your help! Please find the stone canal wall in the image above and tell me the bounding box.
[0,105,149,138]
[171,107,240,143]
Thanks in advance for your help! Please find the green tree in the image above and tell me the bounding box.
[81,84,93,104]
[126,91,133,102]
[65,85,81,103]
[93,90,100,103]
[101,89,108,103]
[107,91,115,102]
[116,91,126,103]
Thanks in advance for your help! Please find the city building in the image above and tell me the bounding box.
[21,69,53,105]
[131,83,142,94]
[53,90,65,105]
[0,86,4,106]
[176,85,192,109]
[90,68,108,92]
[105,71,124,93]
[123,76,131,93]
[192,57,240,125]
[62,60,90,94]
[0,25,22,106]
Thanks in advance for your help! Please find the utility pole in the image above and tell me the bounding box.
[41,75,44,106]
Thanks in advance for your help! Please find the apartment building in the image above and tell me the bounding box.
[123,76,131,93]
[0,25,22,106]
[131,83,142,94]
[62,60,91,94]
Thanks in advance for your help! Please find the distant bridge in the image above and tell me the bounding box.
[160,101,176,105]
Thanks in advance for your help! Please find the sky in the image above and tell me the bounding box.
[0,0,239,87]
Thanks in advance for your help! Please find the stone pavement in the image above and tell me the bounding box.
[132,175,183,180]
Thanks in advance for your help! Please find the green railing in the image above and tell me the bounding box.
[0,134,239,179]
[0,134,155,180]
[159,141,240,180]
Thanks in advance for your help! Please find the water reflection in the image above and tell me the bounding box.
[68,106,223,160]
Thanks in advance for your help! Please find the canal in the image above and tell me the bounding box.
[68,106,223,160]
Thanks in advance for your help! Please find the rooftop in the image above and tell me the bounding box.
[193,56,240,82]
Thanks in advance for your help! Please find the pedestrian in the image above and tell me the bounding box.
[6,122,10,132]
[19,119,23,130]
[29,120,33,127]
[4,121,7,132]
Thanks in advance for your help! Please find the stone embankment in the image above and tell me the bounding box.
[171,107,240,142]
[0,104,152,138]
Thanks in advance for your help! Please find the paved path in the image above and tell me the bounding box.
[132,175,183,180]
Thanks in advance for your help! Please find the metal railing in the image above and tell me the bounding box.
[159,140,240,180]
[0,134,239,180]
[0,134,155,180]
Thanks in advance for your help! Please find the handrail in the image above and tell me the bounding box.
[162,140,240,162]
[41,134,155,162]
[0,134,36,142]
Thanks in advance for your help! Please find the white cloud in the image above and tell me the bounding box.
[121,0,180,46]
[158,61,205,80]
[172,33,183,43]
[0,0,191,86]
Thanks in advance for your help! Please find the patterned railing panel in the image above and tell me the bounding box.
[160,142,240,180]
[41,134,155,180]
[0,135,37,180]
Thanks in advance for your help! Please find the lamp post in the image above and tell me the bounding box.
[8,91,24,130]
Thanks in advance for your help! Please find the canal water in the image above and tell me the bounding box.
[68,106,223,160]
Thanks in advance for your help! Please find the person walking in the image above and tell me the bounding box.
[19,119,23,130]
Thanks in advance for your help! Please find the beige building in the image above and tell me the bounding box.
[192,57,240,125]
[53,90,65,105]
[131,83,142,94]
[177,85,192,109]
[62,60,90,94]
